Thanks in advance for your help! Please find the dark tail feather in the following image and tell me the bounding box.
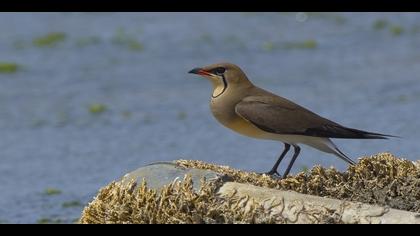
[342,127,400,139]
[305,125,400,139]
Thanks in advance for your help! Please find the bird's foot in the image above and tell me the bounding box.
[263,170,282,179]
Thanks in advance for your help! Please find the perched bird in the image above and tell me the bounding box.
[189,62,395,178]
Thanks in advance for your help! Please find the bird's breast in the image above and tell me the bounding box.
[210,98,268,139]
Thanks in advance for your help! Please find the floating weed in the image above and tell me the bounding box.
[62,201,83,208]
[43,188,62,196]
[177,111,187,120]
[198,33,213,43]
[0,62,20,74]
[333,15,347,25]
[126,40,143,51]
[88,103,107,115]
[373,19,389,30]
[33,32,67,47]
[108,57,121,66]
[75,36,101,47]
[12,40,27,50]
[56,111,69,127]
[411,25,420,34]
[31,119,48,128]
[142,114,154,124]
[284,39,317,50]
[112,28,143,52]
[224,35,246,49]
[306,13,346,24]
[121,111,132,119]
[37,217,63,224]
[262,41,276,52]
[390,25,404,36]
[396,95,408,103]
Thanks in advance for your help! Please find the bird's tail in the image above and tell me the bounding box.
[339,127,400,139]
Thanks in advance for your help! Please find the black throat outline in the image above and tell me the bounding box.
[212,75,228,98]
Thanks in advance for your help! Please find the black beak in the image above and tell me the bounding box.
[188,67,202,74]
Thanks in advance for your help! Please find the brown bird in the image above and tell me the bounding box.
[189,62,395,178]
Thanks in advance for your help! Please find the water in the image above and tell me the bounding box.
[0,12,419,223]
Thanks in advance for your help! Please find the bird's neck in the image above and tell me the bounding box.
[211,78,253,99]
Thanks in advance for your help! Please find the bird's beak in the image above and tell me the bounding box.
[188,68,213,77]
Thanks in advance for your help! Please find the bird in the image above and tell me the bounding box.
[189,62,396,178]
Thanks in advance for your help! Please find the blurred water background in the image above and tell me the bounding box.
[0,12,419,223]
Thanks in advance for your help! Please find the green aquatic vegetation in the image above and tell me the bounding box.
[31,119,48,128]
[372,20,405,36]
[75,36,101,47]
[62,201,83,208]
[306,12,346,24]
[223,35,246,49]
[121,111,132,119]
[12,40,27,50]
[33,32,67,47]
[396,95,408,103]
[37,218,63,224]
[112,28,143,51]
[411,25,420,34]
[88,103,107,114]
[284,39,318,49]
[390,25,404,36]
[43,188,62,196]
[177,111,187,120]
[373,19,389,30]
[198,33,213,43]
[126,40,143,51]
[0,62,20,73]
[56,111,69,126]
[142,114,154,124]
[262,41,275,52]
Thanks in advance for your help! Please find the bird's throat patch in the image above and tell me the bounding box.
[212,75,228,98]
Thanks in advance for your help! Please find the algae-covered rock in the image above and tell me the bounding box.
[80,153,420,224]
[177,152,420,213]
[80,175,287,224]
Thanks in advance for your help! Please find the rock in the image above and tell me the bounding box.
[218,182,420,224]
[80,153,420,224]
[120,162,220,191]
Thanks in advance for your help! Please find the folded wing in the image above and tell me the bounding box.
[235,96,393,139]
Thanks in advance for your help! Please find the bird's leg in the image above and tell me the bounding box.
[282,145,301,179]
[266,143,291,176]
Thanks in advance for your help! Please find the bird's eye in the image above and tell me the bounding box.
[213,67,226,75]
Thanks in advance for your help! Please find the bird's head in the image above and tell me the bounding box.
[189,62,252,98]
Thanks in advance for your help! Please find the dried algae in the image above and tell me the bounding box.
[80,153,419,224]
[80,176,289,224]
[177,152,420,212]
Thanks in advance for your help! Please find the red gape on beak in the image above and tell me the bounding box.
[188,68,213,76]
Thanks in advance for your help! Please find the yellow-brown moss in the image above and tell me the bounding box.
[79,176,290,224]
[176,153,420,212]
[80,153,419,224]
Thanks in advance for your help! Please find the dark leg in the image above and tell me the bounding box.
[282,145,301,179]
[266,143,291,176]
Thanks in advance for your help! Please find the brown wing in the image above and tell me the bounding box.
[235,96,390,139]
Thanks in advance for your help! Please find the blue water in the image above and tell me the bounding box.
[0,12,419,223]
